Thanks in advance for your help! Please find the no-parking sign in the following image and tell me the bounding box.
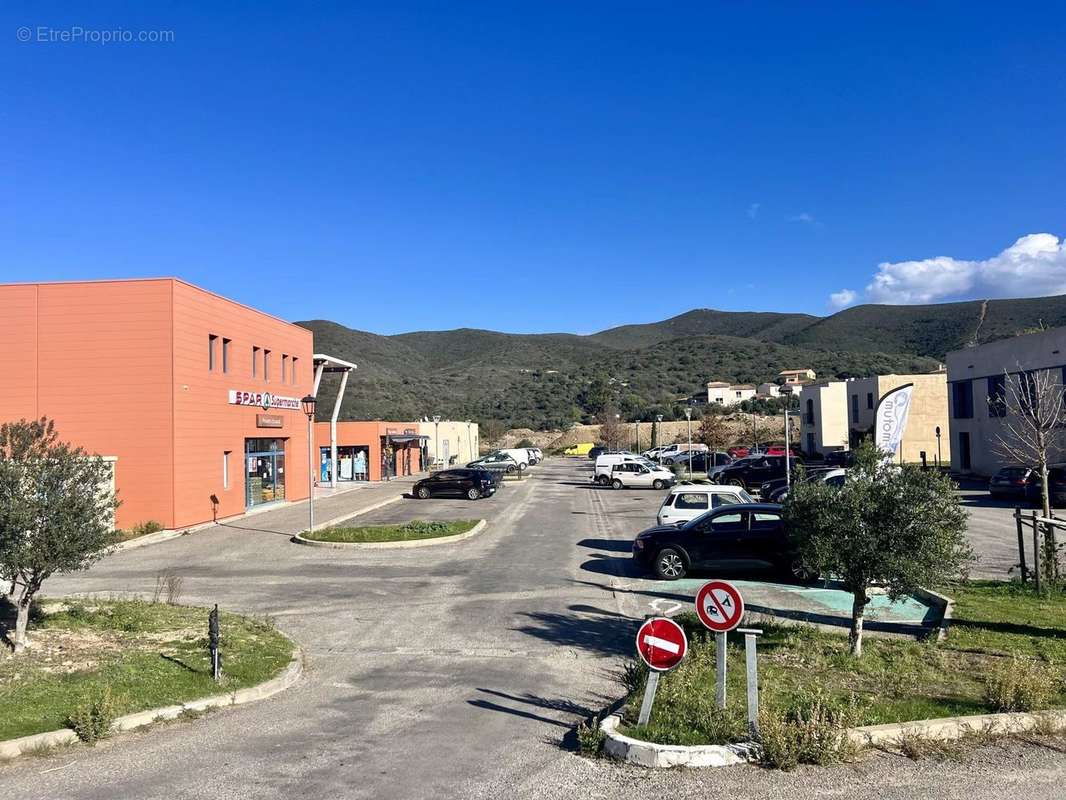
[695,580,745,633]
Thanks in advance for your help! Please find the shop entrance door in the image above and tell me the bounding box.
[245,438,287,508]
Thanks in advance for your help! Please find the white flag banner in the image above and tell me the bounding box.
[874,383,914,463]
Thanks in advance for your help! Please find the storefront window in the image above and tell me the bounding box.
[245,438,286,507]
[319,445,370,482]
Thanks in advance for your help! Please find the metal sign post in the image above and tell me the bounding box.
[737,627,762,737]
[694,580,745,710]
[715,632,727,709]
[634,617,688,727]
[637,671,661,726]
[209,604,221,682]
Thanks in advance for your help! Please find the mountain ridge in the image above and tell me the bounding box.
[298,294,1066,428]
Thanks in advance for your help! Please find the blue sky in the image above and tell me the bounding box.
[4,2,1065,334]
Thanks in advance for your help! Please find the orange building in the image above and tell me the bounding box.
[0,278,319,530]
[314,421,425,483]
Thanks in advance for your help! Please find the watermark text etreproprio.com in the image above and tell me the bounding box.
[16,26,175,44]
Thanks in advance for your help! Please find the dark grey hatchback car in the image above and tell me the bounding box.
[413,468,496,500]
[631,502,813,581]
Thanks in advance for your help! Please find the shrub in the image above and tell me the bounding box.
[758,691,863,770]
[515,438,535,448]
[399,520,451,536]
[983,656,1057,712]
[576,717,606,756]
[67,687,117,743]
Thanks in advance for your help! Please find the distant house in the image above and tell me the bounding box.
[706,381,757,407]
[757,382,781,398]
[779,368,816,385]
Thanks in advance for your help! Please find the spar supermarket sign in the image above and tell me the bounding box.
[228,390,301,411]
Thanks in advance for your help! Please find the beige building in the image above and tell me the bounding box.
[798,380,849,455]
[418,419,480,467]
[779,368,816,385]
[706,381,757,406]
[946,326,1066,476]
[845,373,950,465]
[757,382,781,398]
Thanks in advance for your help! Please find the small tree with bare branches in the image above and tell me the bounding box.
[696,413,729,461]
[596,408,626,451]
[992,368,1066,584]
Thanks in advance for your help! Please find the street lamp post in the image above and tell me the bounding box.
[684,407,693,480]
[781,388,793,489]
[466,420,474,462]
[301,395,317,533]
[935,425,942,468]
[432,415,441,469]
[655,414,663,459]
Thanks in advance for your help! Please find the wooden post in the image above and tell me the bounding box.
[1015,507,1028,583]
[1032,510,1041,592]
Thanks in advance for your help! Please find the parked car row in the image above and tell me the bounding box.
[589,452,675,489]
[411,447,544,500]
[989,465,1066,507]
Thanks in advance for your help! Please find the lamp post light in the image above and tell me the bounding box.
[466,420,474,462]
[655,414,663,457]
[432,415,441,469]
[935,425,942,468]
[301,394,317,533]
[684,406,693,479]
[781,387,794,489]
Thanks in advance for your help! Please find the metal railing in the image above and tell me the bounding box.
[1013,507,1065,590]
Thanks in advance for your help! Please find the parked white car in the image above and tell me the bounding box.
[656,443,708,462]
[608,462,676,490]
[656,484,754,526]
[496,448,532,470]
[592,454,657,485]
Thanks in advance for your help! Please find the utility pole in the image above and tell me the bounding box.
[432,415,441,468]
[685,407,693,480]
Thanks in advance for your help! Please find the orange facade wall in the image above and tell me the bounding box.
[171,280,313,528]
[315,421,423,482]
[0,279,313,530]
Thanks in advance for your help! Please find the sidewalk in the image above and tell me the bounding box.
[217,474,421,537]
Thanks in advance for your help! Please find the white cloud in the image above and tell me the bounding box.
[829,288,857,308]
[788,212,816,224]
[831,233,1066,307]
[747,202,760,219]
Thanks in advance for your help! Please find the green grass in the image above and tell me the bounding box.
[0,599,293,741]
[620,581,1066,746]
[302,519,479,543]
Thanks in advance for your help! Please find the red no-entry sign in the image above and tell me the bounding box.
[635,617,688,671]
[695,580,745,632]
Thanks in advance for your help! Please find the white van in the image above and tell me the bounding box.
[656,443,708,462]
[656,484,754,526]
[592,453,656,485]
[608,461,676,490]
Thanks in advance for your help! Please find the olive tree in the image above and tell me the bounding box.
[0,418,118,653]
[784,442,972,656]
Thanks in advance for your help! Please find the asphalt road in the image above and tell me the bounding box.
[4,459,1061,799]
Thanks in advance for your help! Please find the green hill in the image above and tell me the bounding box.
[297,293,1065,428]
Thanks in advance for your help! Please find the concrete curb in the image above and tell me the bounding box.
[598,707,1066,769]
[312,492,404,529]
[912,586,954,642]
[599,714,759,768]
[293,519,488,550]
[0,647,303,761]
[847,708,1066,747]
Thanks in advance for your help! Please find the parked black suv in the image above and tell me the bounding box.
[631,503,814,581]
[712,455,795,491]
[413,468,497,500]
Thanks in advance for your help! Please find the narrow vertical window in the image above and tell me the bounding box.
[264,349,271,382]
[222,338,231,374]
[209,334,218,371]
[223,451,231,489]
[292,356,298,384]
[252,346,260,378]
[282,354,288,383]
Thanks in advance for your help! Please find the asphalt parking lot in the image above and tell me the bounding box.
[5,458,1058,800]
